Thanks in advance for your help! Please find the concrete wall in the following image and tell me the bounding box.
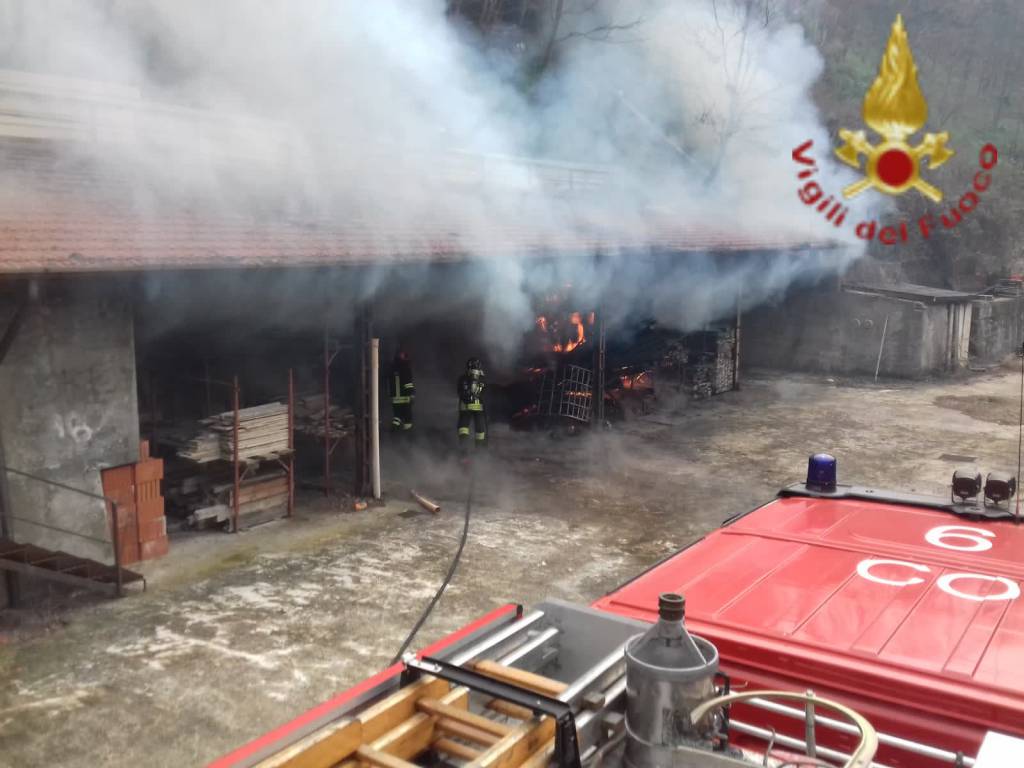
[0,287,139,566]
[743,287,969,378]
[970,297,1023,362]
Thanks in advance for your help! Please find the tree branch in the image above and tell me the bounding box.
[554,16,645,44]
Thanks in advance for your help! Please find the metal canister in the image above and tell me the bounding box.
[623,593,719,768]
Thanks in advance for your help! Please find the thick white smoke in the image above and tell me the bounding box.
[0,0,869,354]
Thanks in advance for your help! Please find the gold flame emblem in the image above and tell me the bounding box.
[835,14,953,201]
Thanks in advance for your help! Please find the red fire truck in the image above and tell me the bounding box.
[213,456,1024,768]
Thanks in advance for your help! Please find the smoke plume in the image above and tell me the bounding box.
[0,0,870,353]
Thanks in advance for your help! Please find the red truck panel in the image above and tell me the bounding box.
[594,495,1024,762]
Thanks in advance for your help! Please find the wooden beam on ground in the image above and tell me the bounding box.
[469,661,568,697]
[416,699,512,737]
[253,718,362,768]
[468,717,556,768]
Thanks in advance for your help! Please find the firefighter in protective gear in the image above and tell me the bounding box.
[457,357,486,448]
[389,349,415,431]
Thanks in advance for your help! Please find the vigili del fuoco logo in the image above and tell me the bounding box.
[792,14,998,244]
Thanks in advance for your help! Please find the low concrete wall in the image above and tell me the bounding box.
[970,296,1023,362]
[0,287,139,564]
[743,286,966,378]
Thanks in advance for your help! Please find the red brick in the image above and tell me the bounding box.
[117,531,140,566]
[135,459,163,483]
[139,439,150,460]
[112,504,137,528]
[136,497,165,522]
[140,536,169,561]
[138,516,166,542]
[101,465,134,492]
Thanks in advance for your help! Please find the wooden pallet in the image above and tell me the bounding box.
[254,663,569,768]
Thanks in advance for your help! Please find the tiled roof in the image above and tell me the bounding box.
[0,143,836,274]
[0,201,838,274]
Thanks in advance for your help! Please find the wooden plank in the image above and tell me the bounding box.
[518,740,554,768]
[254,718,362,768]
[441,686,470,709]
[358,677,450,742]
[354,746,418,768]
[239,494,289,515]
[370,713,434,760]
[486,700,534,720]
[333,681,469,768]
[434,738,482,761]
[470,661,567,697]
[469,718,556,768]
[238,483,289,504]
[416,699,512,737]
[436,718,501,746]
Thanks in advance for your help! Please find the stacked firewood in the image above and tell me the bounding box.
[293,394,355,439]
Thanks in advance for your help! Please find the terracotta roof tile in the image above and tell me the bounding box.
[0,174,836,273]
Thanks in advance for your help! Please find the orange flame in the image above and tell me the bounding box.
[563,312,586,353]
[541,311,587,354]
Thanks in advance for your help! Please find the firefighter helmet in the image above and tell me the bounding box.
[466,357,484,379]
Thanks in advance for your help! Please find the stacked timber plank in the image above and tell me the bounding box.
[188,471,289,529]
[177,431,221,463]
[176,402,290,463]
[294,394,355,440]
[209,402,290,460]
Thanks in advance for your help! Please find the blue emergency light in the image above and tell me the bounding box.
[806,453,837,491]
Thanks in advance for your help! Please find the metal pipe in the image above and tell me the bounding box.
[805,691,817,759]
[449,611,545,666]
[874,315,889,382]
[558,641,628,706]
[5,467,112,502]
[324,323,331,496]
[497,627,560,666]
[745,696,975,766]
[287,368,295,518]
[692,691,878,768]
[2,466,129,596]
[370,338,381,500]
[728,719,894,768]
[110,501,123,597]
[733,283,742,390]
[232,376,240,533]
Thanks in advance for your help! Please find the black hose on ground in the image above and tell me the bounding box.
[390,461,475,666]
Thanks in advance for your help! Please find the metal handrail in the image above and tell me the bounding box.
[743,695,974,767]
[2,465,127,596]
[690,690,879,768]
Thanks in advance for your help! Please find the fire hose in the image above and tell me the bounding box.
[390,461,476,666]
